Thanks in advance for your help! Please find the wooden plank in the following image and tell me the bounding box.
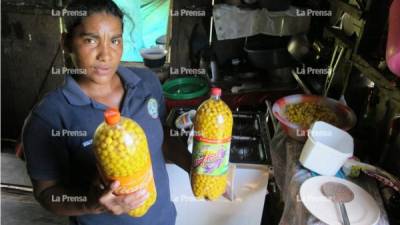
[324,27,355,48]
[2,11,64,139]
[327,0,363,19]
[351,54,400,104]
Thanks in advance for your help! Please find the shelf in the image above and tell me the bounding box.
[351,54,400,102]
[327,0,363,19]
[324,27,355,48]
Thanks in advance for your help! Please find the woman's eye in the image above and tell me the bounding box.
[84,38,97,44]
[112,39,121,45]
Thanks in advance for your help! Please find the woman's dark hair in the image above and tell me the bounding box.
[63,0,124,49]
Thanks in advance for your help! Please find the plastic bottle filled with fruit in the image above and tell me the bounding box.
[93,108,156,217]
[191,87,233,200]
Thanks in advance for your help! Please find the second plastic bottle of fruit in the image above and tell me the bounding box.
[93,108,156,217]
[191,88,233,200]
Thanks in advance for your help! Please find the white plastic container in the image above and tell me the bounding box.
[299,121,354,176]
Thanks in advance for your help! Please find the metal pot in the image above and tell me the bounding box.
[244,35,296,70]
[242,0,258,5]
[259,0,290,11]
[287,34,310,62]
[267,67,295,83]
[224,0,242,6]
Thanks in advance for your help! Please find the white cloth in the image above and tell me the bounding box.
[213,4,311,40]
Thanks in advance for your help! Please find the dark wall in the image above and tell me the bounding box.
[2,6,65,140]
[169,0,212,69]
[2,0,60,8]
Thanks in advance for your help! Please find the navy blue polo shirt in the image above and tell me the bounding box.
[22,66,177,225]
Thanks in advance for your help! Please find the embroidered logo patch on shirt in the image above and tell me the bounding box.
[147,98,159,119]
[82,139,93,148]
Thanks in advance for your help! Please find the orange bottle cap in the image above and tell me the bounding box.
[104,108,120,125]
[211,87,222,97]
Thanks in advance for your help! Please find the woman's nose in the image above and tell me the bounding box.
[97,42,111,62]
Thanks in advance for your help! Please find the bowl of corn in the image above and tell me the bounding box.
[272,94,357,142]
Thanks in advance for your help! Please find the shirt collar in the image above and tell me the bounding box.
[62,66,142,106]
[117,66,141,88]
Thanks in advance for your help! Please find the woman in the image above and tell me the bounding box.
[22,0,190,224]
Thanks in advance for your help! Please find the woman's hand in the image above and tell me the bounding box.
[98,181,149,215]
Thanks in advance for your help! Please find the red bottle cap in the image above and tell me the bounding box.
[104,108,120,125]
[211,87,222,97]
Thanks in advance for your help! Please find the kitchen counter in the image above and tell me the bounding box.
[166,163,269,225]
[270,126,390,225]
[165,89,302,113]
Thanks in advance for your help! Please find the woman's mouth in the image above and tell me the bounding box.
[93,66,112,75]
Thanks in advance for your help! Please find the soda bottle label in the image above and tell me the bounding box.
[192,136,231,176]
[107,164,154,195]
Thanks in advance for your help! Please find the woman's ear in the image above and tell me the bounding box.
[61,32,71,53]
[61,32,76,68]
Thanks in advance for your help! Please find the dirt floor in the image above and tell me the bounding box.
[1,151,68,225]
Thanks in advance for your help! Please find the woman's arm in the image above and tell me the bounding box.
[32,179,101,216]
[32,179,149,216]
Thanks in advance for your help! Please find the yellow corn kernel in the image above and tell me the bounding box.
[191,98,232,200]
[93,117,157,217]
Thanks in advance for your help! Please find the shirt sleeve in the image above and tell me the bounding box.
[22,113,69,181]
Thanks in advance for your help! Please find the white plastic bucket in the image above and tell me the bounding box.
[299,121,354,176]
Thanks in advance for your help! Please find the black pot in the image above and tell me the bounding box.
[143,56,166,68]
[267,67,295,83]
[259,0,290,11]
[244,35,296,70]
[140,48,167,68]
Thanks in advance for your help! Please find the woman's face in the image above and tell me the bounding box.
[69,12,123,84]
